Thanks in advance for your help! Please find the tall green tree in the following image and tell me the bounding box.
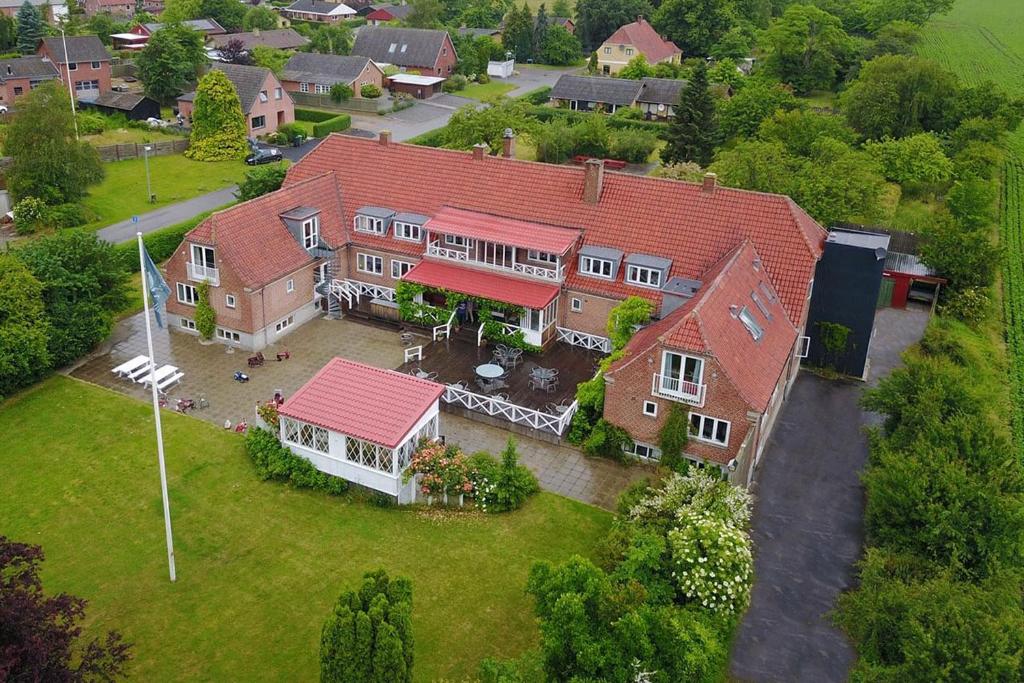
[653,0,731,56]
[320,569,414,683]
[243,5,277,30]
[761,4,853,93]
[185,69,249,161]
[251,45,289,75]
[717,78,799,140]
[533,3,548,61]
[661,61,718,166]
[15,0,43,54]
[2,82,103,204]
[404,0,442,28]
[540,24,582,65]
[198,0,246,31]
[136,23,206,102]
[15,232,128,368]
[502,3,533,61]
[0,256,50,399]
[864,132,953,185]
[309,23,353,55]
[0,14,17,51]
[616,53,653,79]
[574,0,653,52]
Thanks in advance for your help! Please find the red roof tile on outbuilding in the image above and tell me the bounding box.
[280,357,443,448]
[404,260,560,309]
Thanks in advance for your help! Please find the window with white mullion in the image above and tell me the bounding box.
[393,221,422,242]
[689,412,730,446]
[660,351,703,395]
[580,255,614,279]
[626,264,662,288]
[191,244,215,268]
[354,215,386,235]
[302,217,319,250]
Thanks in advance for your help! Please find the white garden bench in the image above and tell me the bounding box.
[156,371,184,394]
[112,355,150,379]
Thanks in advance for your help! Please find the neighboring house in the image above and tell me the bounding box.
[80,91,161,120]
[278,357,443,503]
[178,63,294,136]
[597,16,681,75]
[365,3,412,25]
[551,16,574,33]
[210,28,310,52]
[138,19,227,36]
[0,0,56,20]
[0,55,59,106]
[164,132,824,483]
[549,74,641,113]
[387,73,444,98]
[281,0,356,24]
[352,27,456,77]
[281,53,384,97]
[37,35,112,102]
[82,0,134,16]
[635,77,685,118]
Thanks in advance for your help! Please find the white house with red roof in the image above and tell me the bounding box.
[597,17,681,75]
[278,357,443,502]
[161,131,824,482]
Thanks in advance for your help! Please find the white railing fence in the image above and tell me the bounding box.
[426,244,469,262]
[442,385,578,436]
[426,243,563,282]
[556,326,612,353]
[328,279,359,308]
[511,261,564,282]
[650,373,706,407]
[477,321,486,346]
[433,309,456,341]
[345,279,395,302]
[187,262,220,287]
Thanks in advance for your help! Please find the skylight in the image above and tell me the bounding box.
[751,291,772,320]
[388,43,397,53]
[738,306,764,341]
[758,281,777,303]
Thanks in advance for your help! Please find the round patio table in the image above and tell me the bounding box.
[476,363,504,379]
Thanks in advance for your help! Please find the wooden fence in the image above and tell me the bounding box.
[96,139,189,162]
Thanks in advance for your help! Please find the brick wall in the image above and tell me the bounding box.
[347,245,415,287]
[247,70,294,135]
[558,289,619,337]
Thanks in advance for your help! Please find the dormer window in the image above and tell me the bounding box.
[737,306,764,341]
[355,215,386,235]
[626,264,662,288]
[354,207,394,235]
[302,217,319,250]
[444,234,469,247]
[580,255,613,278]
[392,212,428,242]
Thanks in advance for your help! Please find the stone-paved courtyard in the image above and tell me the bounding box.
[71,312,651,509]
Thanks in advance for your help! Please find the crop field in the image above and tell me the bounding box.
[920,0,1024,439]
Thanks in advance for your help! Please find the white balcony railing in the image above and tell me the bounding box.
[651,373,706,406]
[187,262,220,286]
[425,243,564,282]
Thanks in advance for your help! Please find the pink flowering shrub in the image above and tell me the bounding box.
[403,441,474,497]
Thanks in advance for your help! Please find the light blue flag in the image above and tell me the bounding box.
[142,244,171,328]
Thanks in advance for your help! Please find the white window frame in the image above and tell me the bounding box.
[300,82,309,93]
[357,253,383,275]
[603,46,611,54]
[302,216,319,250]
[444,233,469,247]
[643,400,658,417]
[527,249,556,263]
[314,83,330,94]
[282,417,329,454]
[179,317,196,330]
[259,90,268,103]
[275,315,294,333]
[579,255,614,279]
[354,214,386,235]
[251,115,266,130]
[393,221,422,242]
[626,264,662,288]
[67,62,78,71]
[660,351,704,393]
[570,297,582,312]
[623,440,660,461]
[191,243,215,268]
[689,412,730,447]
[275,87,282,100]
[176,282,198,306]
[625,47,633,55]
[391,259,414,279]
[91,60,101,69]
[286,279,295,293]
[225,294,236,309]
[216,328,240,342]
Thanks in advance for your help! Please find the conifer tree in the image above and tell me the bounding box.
[661,61,718,167]
[15,0,42,54]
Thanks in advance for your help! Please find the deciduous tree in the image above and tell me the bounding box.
[310,23,353,55]
[217,37,252,65]
[243,5,277,30]
[574,0,653,52]
[761,4,853,93]
[616,53,653,79]
[0,256,50,399]
[653,0,731,56]
[404,0,442,28]
[540,24,582,65]
[661,61,717,167]
[136,23,206,102]
[717,78,798,140]
[185,68,249,161]
[251,44,290,74]
[864,132,953,185]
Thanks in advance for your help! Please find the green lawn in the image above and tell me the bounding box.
[459,81,517,100]
[0,377,611,681]
[83,127,184,147]
[82,155,249,231]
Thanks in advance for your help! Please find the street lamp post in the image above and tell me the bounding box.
[59,27,78,140]
[143,145,154,203]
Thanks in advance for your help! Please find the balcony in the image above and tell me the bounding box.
[187,262,220,286]
[425,243,565,283]
[651,373,706,406]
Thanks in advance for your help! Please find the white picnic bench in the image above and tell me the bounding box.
[156,371,184,394]
[140,365,178,389]
[126,361,155,382]
[112,355,150,378]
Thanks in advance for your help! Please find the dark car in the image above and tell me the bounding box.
[245,148,283,165]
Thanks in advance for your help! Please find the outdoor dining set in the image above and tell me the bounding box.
[110,354,184,394]
[472,345,560,395]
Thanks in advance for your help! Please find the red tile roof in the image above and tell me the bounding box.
[280,357,443,448]
[608,242,797,412]
[286,136,824,323]
[186,173,346,288]
[404,260,560,309]
[603,17,682,63]
[428,207,580,255]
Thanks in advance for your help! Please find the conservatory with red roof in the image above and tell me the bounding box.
[278,357,443,503]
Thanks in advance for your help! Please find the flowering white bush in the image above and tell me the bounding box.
[668,510,753,614]
[629,470,752,529]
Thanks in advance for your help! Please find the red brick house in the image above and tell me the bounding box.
[177,63,294,136]
[163,133,824,481]
[0,55,59,106]
[0,0,52,20]
[37,35,112,102]
[351,27,456,78]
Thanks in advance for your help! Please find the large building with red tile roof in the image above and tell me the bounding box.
[163,132,824,481]
[597,17,681,75]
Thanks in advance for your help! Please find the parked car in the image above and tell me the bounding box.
[246,148,283,165]
[146,117,170,128]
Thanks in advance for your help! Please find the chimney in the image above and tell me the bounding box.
[583,158,604,204]
[501,128,514,159]
[472,142,488,160]
[702,171,717,193]
[379,130,392,146]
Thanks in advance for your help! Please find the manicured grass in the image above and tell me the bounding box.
[0,377,612,681]
[83,127,184,147]
[82,155,248,230]
[459,81,517,100]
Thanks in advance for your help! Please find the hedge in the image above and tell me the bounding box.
[295,108,339,123]
[112,203,234,272]
[312,113,351,137]
[519,86,553,105]
[407,128,446,148]
[526,104,667,133]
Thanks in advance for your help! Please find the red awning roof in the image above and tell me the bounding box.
[279,357,443,448]
[404,260,560,309]
[427,207,580,255]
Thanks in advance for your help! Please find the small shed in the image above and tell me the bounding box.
[487,59,514,79]
[278,357,443,503]
[387,73,445,99]
[879,230,946,310]
[81,91,161,121]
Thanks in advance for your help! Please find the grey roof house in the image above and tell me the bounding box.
[281,53,383,89]
[549,74,642,111]
[351,26,456,75]
[177,62,295,135]
[142,18,226,35]
[0,55,59,82]
[38,35,111,65]
[210,29,310,51]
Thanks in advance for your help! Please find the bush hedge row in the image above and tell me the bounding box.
[295,108,339,123]
[312,113,351,137]
[526,104,667,133]
[245,426,349,495]
[111,204,232,272]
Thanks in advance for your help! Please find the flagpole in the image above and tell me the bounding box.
[138,232,177,582]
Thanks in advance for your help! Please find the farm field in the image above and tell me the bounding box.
[0,377,612,682]
[919,0,1024,438]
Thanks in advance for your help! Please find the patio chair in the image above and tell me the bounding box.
[529,376,547,392]
[450,380,468,391]
[492,349,509,366]
[546,400,571,414]
[505,348,523,369]
[475,378,491,392]
[495,343,510,356]
[488,378,508,391]
[545,377,560,393]
[492,393,509,402]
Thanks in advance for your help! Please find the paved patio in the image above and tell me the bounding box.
[71,312,648,509]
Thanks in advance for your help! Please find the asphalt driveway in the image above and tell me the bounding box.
[729,306,930,682]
